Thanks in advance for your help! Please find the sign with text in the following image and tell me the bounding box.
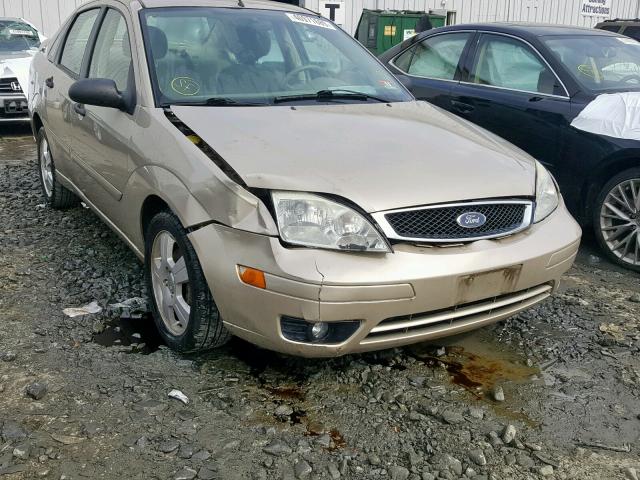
[318,1,345,27]
[581,0,611,17]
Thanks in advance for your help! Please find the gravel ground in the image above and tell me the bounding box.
[1,124,639,480]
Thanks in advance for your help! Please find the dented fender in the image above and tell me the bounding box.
[120,165,212,250]
[121,164,278,253]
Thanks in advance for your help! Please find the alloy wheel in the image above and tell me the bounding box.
[40,137,53,198]
[599,178,640,267]
[150,231,192,336]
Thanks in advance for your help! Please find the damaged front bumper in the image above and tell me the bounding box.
[188,201,581,357]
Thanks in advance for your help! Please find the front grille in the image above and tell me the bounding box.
[379,201,532,242]
[0,77,22,94]
[360,283,552,347]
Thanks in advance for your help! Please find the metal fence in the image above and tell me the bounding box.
[2,0,639,37]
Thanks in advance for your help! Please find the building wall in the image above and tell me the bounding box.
[304,0,640,35]
[2,0,640,37]
[0,0,89,37]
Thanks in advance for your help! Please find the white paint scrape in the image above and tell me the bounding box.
[571,92,640,140]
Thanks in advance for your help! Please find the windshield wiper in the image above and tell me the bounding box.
[273,89,390,104]
[168,97,267,107]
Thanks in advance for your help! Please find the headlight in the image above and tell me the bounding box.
[271,191,390,252]
[534,162,559,223]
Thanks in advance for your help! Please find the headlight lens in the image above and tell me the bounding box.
[272,191,390,252]
[534,162,559,223]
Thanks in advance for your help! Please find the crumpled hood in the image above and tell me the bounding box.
[0,51,34,94]
[172,101,536,213]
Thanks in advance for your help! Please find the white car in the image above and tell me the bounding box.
[0,17,43,122]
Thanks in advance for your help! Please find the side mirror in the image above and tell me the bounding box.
[69,78,127,111]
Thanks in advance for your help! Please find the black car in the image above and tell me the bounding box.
[595,18,640,41]
[379,23,640,271]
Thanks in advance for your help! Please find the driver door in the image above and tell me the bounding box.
[68,6,138,214]
[450,33,572,169]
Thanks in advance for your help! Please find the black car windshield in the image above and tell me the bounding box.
[140,7,412,106]
[0,20,40,52]
[543,34,640,92]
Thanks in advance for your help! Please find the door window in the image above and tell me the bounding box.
[60,9,100,76]
[470,34,558,95]
[622,25,640,41]
[599,25,622,33]
[89,9,132,92]
[394,32,470,80]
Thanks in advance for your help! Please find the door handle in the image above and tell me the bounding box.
[73,103,86,117]
[45,76,54,89]
[451,100,475,114]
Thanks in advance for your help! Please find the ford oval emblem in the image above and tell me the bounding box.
[457,212,487,228]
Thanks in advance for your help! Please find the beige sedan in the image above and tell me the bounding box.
[29,0,581,357]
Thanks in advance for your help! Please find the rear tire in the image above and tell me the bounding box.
[144,210,231,352]
[37,127,79,209]
[592,168,640,272]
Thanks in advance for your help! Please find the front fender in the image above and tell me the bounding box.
[121,165,213,251]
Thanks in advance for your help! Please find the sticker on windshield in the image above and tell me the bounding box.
[286,13,335,30]
[171,77,200,96]
[8,29,35,36]
[617,37,639,45]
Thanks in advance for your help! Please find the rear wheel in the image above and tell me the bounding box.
[144,210,231,352]
[593,168,640,271]
[37,127,79,209]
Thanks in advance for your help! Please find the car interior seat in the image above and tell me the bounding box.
[148,25,204,98]
[217,24,282,95]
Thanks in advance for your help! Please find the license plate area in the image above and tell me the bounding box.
[3,98,28,114]
[456,265,523,305]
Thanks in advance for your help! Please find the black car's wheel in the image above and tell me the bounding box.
[144,210,231,352]
[593,168,640,272]
[37,127,79,209]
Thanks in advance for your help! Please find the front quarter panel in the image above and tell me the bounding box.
[119,108,278,252]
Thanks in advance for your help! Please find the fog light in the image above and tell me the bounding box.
[309,322,329,342]
[280,317,360,345]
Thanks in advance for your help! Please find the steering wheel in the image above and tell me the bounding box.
[620,74,640,84]
[285,65,330,87]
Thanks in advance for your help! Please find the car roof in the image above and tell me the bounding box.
[0,17,27,22]
[598,18,640,24]
[135,0,311,13]
[436,22,620,38]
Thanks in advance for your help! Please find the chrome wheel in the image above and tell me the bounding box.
[600,178,640,267]
[150,231,191,336]
[40,137,53,198]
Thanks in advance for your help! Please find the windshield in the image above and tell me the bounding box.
[140,7,412,105]
[0,20,40,53]
[543,34,640,92]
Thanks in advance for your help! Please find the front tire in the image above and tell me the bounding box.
[144,210,231,352]
[37,127,79,209]
[593,168,640,272]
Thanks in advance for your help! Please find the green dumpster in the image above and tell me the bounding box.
[355,9,446,55]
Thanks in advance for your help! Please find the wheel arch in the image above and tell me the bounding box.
[581,151,640,226]
[31,112,43,139]
[121,166,214,254]
[141,195,171,240]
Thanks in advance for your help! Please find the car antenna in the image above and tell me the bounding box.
[238,0,245,7]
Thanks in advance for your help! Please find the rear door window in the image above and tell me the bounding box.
[394,32,471,80]
[60,9,100,76]
[599,25,622,33]
[622,25,640,41]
